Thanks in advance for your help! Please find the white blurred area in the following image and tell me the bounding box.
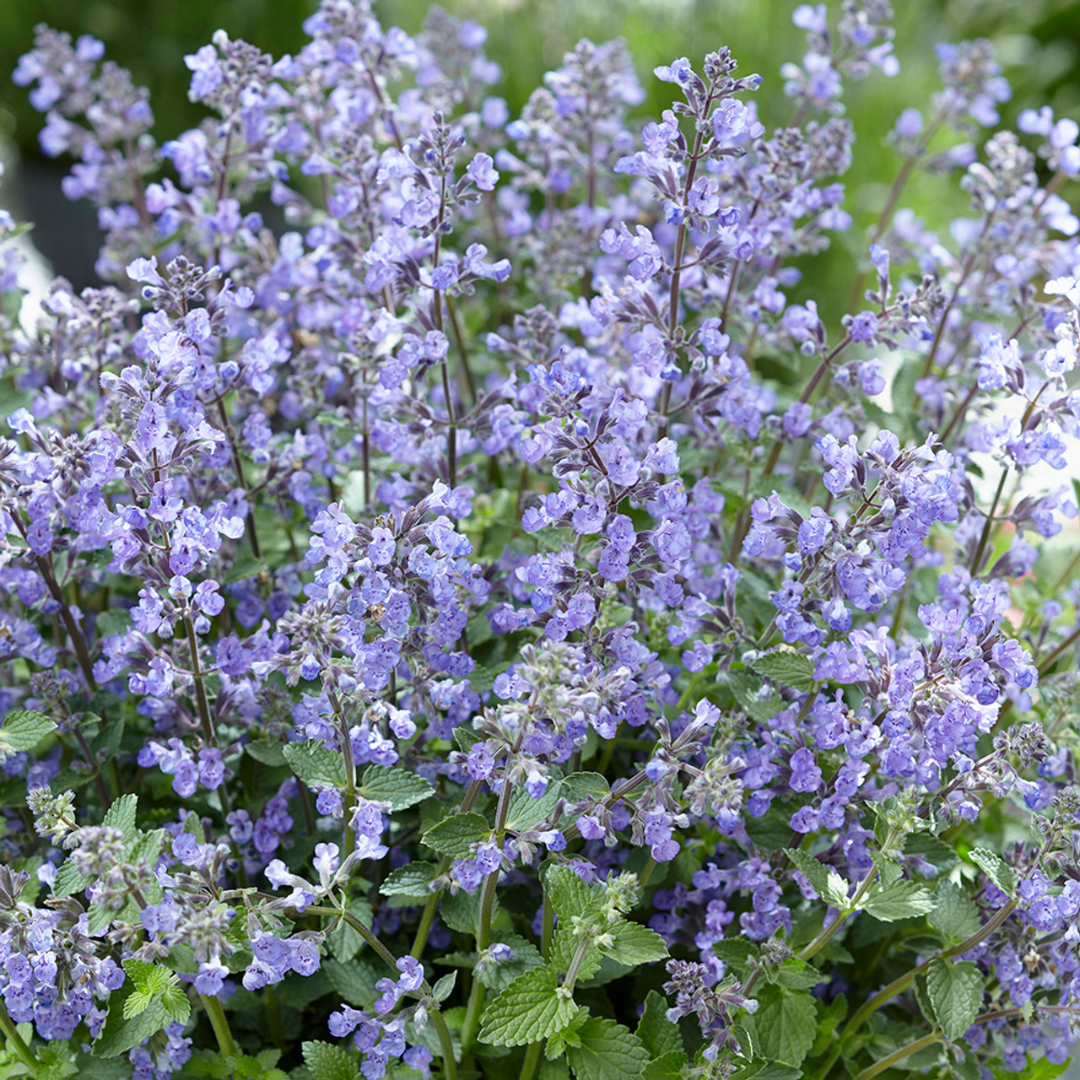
[0,149,56,333]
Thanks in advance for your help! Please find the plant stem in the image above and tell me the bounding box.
[409,779,486,959]
[308,905,401,974]
[461,771,515,1054]
[431,1009,458,1080]
[0,1001,37,1076]
[329,690,357,855]
[854,1032,939,1080]
[815,897,1017,1080]
[200,992,237,1058]
[969,466,1008,575]
[183,616,216,747]
[518,1041,542,1080]
[541,888,554,961]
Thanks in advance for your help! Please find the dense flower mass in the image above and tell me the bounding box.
[1,2,1080,1078]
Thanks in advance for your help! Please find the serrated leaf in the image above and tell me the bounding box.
[751,652,817,693]
[560,772,610,804]
[546,1006,590,1059]
[282,742,346,788]
[245,739,289,767]
[421,812,490,859]
[642,1051,687,1080]
[161,983,190,1024]
[301,1041,360,1080]
[785,849,849,909]
[478,966,577,1047]
[328,901,374,962]
[743,804,799,851]
[92,992,167,1057]
[603,920,668,966]
[930,881,982,942]
[380,862,438,900]
[749,985,817,1068]
[505,782,560,833]
[566,1017,649,1080]
[636,991,683,1059]
[551,924,602,983]
[905,832,960,872]
[0,709,57,753]
[969,848,1016,895]
[122,958,158,991]
[728,671,784,722]
[357,765,434,811]
[926,958,983,1041]
[765,958,825,990]
[122,990,152,1019]
[103,794,139,842]
[861,880,935,922]
[713,938,757,977]
[545,866,603,922]
[324,960,378,1008]
[478,934,544,993]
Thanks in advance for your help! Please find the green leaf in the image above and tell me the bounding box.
[784,849,849,909]
[282,742,346,788]
[713,938,757,978]
[642,1051,686,1080]
[551,924,602,983]
[92,991,167,1057]
[635,991,683,1060]
[102,793,139,841]
[861,880,935,922]
[121,958,158,992]
[161,985,190,1024]
[925,958,983,1041]
[505,782,560,833]
[969,849,1016,895]
[122,990,152,1019]
[421,812,490,859]
[743,805,798,851]
[560,773,610,804]
[565,1017,649,1080]
[53,860,91,899]
[0,709,57,754]
[748,985,817,1068]
[301,1041,360,1080]
[479,966,577,1047]
[603,920,668,966]
[728,671,784,722]
[765,958,825,990]
[478,934,545,993]
[545,866,603,922]
[357,765,434,811]
[929,881,982,942]
[546,1006,589,1059]
[432,972,457,1002]
[245,739,289,767]
[324,960,378,1008]
[328,901,374,962]
[905,833,960,873]
[750,651,817,693]
[380,862,438,901]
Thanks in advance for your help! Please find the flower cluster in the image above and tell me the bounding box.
[2,2,1080,1079]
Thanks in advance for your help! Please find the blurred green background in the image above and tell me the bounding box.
[1,0,1079,298]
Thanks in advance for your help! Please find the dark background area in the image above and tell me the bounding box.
[1,0,1079,299]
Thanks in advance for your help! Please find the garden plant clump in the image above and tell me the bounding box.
[3,0,1080,1077]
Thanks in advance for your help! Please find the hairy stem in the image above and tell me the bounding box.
[200,992,237,1058]
[0,1000,37,1076]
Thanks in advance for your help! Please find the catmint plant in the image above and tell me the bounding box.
[1,2,1080,1079]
